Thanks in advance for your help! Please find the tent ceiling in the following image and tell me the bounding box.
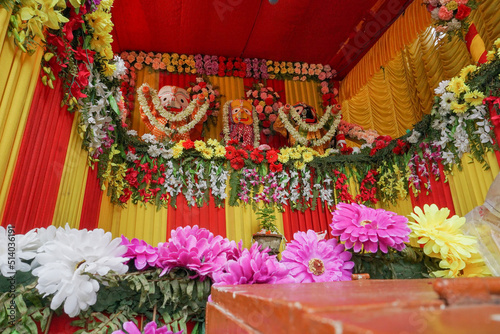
[111,0,412,79]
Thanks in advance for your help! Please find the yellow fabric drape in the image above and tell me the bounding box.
[340,29,472,137]
[0,8,43,216]
[340,1,431,101]
[377,196,414,217]
[225,203,284,249]
[284,80,321,113]
[52,114,89,229]
[446,152,500,217]
[470,0,500,51]
[98,196,168,246]
[205,76,245,141]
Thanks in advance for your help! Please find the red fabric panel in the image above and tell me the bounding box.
[79,164,103,230]
[1,79,74,233]
[409,164,456,216]
[282,199,333,242]
[167,194,226,238]
[158,73,198,90]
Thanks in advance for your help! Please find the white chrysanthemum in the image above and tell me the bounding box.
[439,92,456,111]
[0,227,41,277]
[112,55,127,79]
[407,130,421,144]
[434,80,450,95]
[32,225,128,317]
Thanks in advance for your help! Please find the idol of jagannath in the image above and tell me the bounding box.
[137,83,209,142]
[274,102,342,154]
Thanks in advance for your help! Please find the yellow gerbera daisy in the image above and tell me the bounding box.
[464,90,485,106]
[214,146,226,158]
[201,147,214,159]
[450,101,468,114]
[278,153,290,164]
[294,161,305,170]
[446,77,467,95]
[302,151,314,163]
[172,145,183,159]
[459,65,477,81]
[408,204,477,262]
[194,140,206,152]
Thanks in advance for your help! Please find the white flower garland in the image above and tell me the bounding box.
[222,100,260,147]
[277,105,342,147]
[137,83,210,135]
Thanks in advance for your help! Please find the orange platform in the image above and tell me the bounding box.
[207,279,500,333]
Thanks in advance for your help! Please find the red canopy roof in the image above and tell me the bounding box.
[111,0,412,78]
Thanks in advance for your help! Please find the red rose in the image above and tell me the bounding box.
[182,140,194,149]
[265,97,274,106]
[269,161,283,173]
[219,56,226,62]
[427,4,436,12]
[225,146,236,159]
[199,82,207,88]
[262,120,271,128]
[218,63,226,71]
[392,146,402,155]
[253,99,260,106]
[226,61,234,70]
[230,157,245,170]
[234,62,241,69]
[251,149,264,163]
[258,113,266,121]
[455,5,471,20]
[239,71,245,78]
[218,70,225,77]
[266,150,278,163]
[241,63,247,71]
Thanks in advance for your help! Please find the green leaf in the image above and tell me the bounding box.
[14,295,27,315]
[108,95,120,115]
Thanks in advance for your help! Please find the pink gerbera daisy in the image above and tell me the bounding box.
[212,243,293,286]
[121,236,158,270]
[113,320,182,334]
[330,202,410,253]
[281,230,354,282]
[156,225,234,280]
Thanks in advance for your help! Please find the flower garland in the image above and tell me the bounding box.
[338,120,380,145]
[137,83,210,135]
[222,100,261,148]
[187,76,221,119]
[423,0,478,35]
[277,105,341,147]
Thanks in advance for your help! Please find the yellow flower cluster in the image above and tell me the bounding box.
[408,204,491,278]
[86,1,115,64]
[162,53,197,74]
[266,60,325,80]
[172,139,226,160]
[278,146,320,169]
[100,144,127,199]
[444,60,486,114]
[377,163,407,203]
[9,0,69,52]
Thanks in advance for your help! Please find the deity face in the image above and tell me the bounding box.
[158,86,191,112]
[294,102,317,124]
[230,100,253,125]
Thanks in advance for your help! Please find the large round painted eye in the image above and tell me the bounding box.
[175,92,190,108]
[242,108,251,116]
[232,107,240,115]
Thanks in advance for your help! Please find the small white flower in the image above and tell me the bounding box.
[112,55,128,79]
[141,133,158,144]
[352,147,361,154]
[148,144,162,157]
[440,92,456,111]
[126,151,139,162]
[434,80,450,96]
[127,130,138,136]
[407,130,421,144]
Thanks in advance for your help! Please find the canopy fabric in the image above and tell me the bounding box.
[111,0,412,78]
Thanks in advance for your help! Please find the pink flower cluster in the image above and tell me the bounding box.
[338,120,379,145]
[245,84,283,135]
[330,202,410,253]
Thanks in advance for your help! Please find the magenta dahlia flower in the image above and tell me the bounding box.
[121,236,158,270]
[212,243,293,286]
[156,225,235,280]
[281,230,354,282]
[330,202,410,253]
[112,320,182,334]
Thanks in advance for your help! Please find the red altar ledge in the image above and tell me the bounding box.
[206,278,500,333]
